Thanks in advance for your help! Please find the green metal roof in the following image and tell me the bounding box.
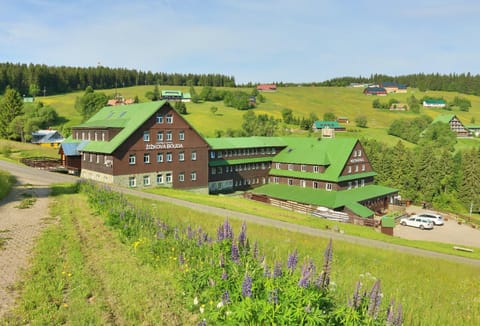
[74,101,168,154]
[381,215,396,228]
[466,125,480,129]
[252,183,397,217]
[268,169,375,183]
[205,137,287,150]
[345,202,374,218]
[338,171,377,182]
[423,99,446,104]
[313,121,342,129]
[273,137,358,181]
[432,114,455,124]
[209,157,272,167]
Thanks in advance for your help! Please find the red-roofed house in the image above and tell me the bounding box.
[256,84,277,92]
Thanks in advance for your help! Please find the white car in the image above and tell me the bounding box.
[400,216,434,230]
[416,213,444,226]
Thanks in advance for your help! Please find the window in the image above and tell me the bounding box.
[179,173,185,182]
[348,166,352,173]
[89,154,93,162]
[144,153,150,164]
[156,114,164,124]
[179,151,185,161]
[157,152,164,163]
[218,151,222,158]
[288,164,293,171]
[211,167,216,175]
[276,163,280,169]
[361,179,365,187]
[348,181,352,190]
[313,182,318,189]
[129,177,136,187]
[82,132,85,140]
[166,173,172,183]
[301,165,306,172]
[166,152,172,162]
[355,165,359,172]
[143,131,150,141]
[191,171,197,181]
[217,167,222,174]
[326,183,333,191]
[191,151,197,161]
[313,166,319,173]
[156,174,163,184]
[102,132,105,141]
[272,148,276,154]
[362,164,366,171]
[355,180,358,188]
[288,179,293,186]
[166,114,173,124]
[301,180,306,188]
[96,154,100,164]
[166,131,172,141]
[94,132,98,141]
[157,131,164,142]
[129,154,136,165]
[358,149,362,157]
[179,130,185,141]
[210,151,216,159]
[143,175,151,186]
[83,153,87,161]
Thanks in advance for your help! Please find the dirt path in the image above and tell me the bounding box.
[0,176,52,318]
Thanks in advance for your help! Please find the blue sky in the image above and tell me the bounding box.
[1,0,480,84]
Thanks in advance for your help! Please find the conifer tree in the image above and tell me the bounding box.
[0,86,24,138]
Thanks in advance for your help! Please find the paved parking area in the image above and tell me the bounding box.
[394,207,480,249]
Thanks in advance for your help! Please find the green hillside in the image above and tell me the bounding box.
[38,85,480,146]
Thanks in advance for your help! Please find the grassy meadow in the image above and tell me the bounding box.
[3,184,479,325]
[36,84,480,148]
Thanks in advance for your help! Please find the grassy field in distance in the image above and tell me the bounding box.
[35,85,480,147]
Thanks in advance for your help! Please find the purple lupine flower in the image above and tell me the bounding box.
[197,319,207,326]
[187,225,193,239]
[367,280,382,318]
[178,253,185,265]
[273,261,283,278]
[221,269,228,280]
[316,239,333,289]
[287,249,298,273]
[298,262,312,288]
[156,231,165,239]
[263,264,271,278]
[386,299,395,324]
[222,219,234,240]
[242,274,252,297]
[269,288,279,305]
[222,290,231,305]
[238,221,247,247]
[216,224,224,241]
[231,242,240,263]
[348,281,362,309]
[394,303,403,326]
[253,240,259,260]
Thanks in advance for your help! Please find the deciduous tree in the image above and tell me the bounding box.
[0,86,24,138]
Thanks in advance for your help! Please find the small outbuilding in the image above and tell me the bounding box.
[381,214,396,236]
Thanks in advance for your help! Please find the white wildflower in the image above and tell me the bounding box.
[193,297,199,305]
[217,301,224,309]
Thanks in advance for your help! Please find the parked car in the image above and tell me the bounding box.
[400,216,434,230]
[416,213,444,226]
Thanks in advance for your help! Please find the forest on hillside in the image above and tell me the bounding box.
[318,73,480,96]
[0,62,235,97]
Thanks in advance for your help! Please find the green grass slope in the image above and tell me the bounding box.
[38,85,480,147]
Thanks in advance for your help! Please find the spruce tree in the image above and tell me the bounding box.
[0,86,24,138]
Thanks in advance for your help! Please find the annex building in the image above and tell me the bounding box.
[60,101,397,219]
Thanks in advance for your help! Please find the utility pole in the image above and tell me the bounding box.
[470,201,474,217]
[43,86,46,96]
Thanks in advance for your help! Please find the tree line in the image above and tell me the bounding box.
[319,73,480,96]
[363,138,480,214]
[0,62,236,97]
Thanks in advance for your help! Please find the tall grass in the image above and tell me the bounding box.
[0,169,15,200]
